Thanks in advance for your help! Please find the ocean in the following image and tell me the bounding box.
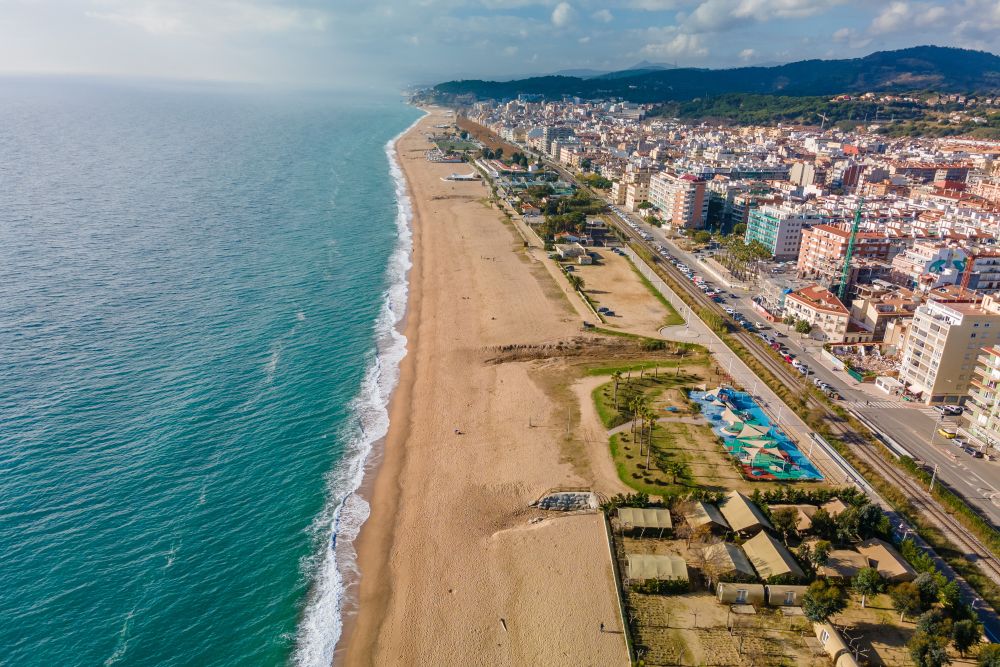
[0,79,422,666]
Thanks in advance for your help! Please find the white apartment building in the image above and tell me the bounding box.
[745,205,823,260]
[898,296,1000,404]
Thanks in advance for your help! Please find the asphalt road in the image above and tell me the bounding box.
[612,207,1000,529]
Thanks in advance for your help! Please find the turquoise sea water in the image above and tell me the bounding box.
[0,79,420,666]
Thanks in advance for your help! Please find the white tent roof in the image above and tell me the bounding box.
[617,507,673,530]
[626,554,688,581]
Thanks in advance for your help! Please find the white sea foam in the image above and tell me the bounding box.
[293,109,427,667]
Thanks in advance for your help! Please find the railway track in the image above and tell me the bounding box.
[609,218,1000,586]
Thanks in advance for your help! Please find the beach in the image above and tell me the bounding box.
[339,109,627,665]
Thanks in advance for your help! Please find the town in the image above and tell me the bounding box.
[417,95,1000,666]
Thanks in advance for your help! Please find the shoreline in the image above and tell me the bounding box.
[337,108,626,665]
[294,109,426,667]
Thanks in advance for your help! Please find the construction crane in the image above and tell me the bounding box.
[961,251,978,292]
[837,199,864,301]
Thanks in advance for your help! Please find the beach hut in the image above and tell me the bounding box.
[857,538,917,582]
[684,501,729,533]
[821,498,849,518]
[617,507,673,538]
[718,491,773,535]
[742,531,806,581]
[717,582,766,605]
[626,554,688,582]
[765,584,809,607]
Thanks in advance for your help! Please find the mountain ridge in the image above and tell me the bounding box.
[430,46,1000,103]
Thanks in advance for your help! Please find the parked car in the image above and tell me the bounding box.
[943,405,964,416]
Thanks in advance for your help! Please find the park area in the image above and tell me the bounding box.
[590,357,786,496]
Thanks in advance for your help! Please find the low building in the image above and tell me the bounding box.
[767,504,819,532]
[717,582,766,605]
[765,584,808,607]
[784,284,850,342]
[742,531,806,581]
[703,543,756,582]
[718,491,773,535]
[555,243,588,260]
[856,538,917,582]
[685,501,730,532]
[814,622,860,667]
[817,549,869,580]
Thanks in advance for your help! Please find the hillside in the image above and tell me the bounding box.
[430,46,1000,103]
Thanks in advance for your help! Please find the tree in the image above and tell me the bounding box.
[916,609,950,637]
[732,222,747,237]
[802,579,848,622]
[811,540,832,569]
[783,314,797,326]
[494,148,504,159]
[978,643,1000,666]
[482,147,494,159]
[855,502,890,539]
[938,580,963,616]
[637,201,653,210]
[852,567,884,608]
[952,619,981,657]
[611,371,623,410]
[664,461,686,484]
[915,572,941,609]
[694,230,712,245]
[771,507,799,543]
[580,157,592,170]
[459,130,469,139]
[909,632,951,667]
[794,319,813,335]
[810,508,837,541]
[891,581,925,621]
[567,274,584,291]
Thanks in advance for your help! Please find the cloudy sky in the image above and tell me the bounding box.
[1,0,999,88]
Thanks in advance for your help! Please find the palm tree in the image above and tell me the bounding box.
[611,371,623,410]
[644,410,658,467]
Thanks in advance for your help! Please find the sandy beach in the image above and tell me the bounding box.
[338,109,628,665]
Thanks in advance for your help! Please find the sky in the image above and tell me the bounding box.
[1,0,999,88]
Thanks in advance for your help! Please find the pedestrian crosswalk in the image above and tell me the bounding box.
[845,400,938,417]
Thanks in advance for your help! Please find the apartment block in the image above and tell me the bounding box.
[744,205,822,260]
[898,296,1000,405]
[649,172,708,229]
[797,224,896,281]
[967,347,1000,449]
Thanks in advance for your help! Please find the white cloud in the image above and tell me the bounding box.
[579,35,592,43]
[641,31,707,58]
[739,47,755,60]
[551,1,574,27]
[592,8,613,22]
[870,1,911,34]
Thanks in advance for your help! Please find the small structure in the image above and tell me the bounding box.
[717,582,766,605]
[626,554,688,582]
[684,501,730,533]
[814,622,859,667]
[765,584,808,607]
[703,543,756,582]
[821,498,849,517]
[768,504,819,532]
[742,531,806,581]
[876,376,904,396]
[718,491,773,535]
[857,538,917,582]
[535,491,598,511]
[555,242,588,260]
[818,549,869,580]
[617,507,673,538]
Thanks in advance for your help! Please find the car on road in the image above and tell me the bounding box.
[938,427,958,439]
[943,405,964,416]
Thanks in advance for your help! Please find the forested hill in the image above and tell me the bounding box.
[431,46,1000,103]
